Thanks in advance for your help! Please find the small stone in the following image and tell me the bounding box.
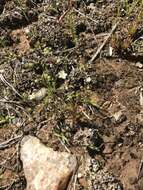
[113,111,127,124]
[77,173,83,178]
[135,62,143,69]
[0,69,5,73]
[20,136,77,190]
[117,114,127,124]
[24,27,30,34]
[29,88,47,101]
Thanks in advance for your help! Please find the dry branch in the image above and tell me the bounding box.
[88,22,119,64]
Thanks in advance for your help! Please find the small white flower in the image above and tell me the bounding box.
[58,70,67,79]
[86,77,91,83]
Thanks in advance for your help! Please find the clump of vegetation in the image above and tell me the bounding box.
[0,115,14,126]
[65,11,78,45]
[42,72,56,99]
[14,0,29,21]
[111,0,143,56]
[0,0,143,189]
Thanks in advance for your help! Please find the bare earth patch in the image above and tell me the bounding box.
[0,0,143,189]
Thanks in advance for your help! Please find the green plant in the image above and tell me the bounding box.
[42,73,56,99]
[14,0,29,21]
[53,128,70,145]
[0,37,8,47]
[0,115,15,126]
[65,11,78,44]
[112,0,143,54]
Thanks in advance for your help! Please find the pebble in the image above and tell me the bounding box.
[20,136,77,190]
[29,87,47,101]
[135,62,143,69]
[113,111,127,124]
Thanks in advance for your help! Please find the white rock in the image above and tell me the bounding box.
[114,111,122,121]
[113,110,126,124]
[136,62,143,69]
[20,136,77,190]
[29,88,47,101]
[77,173,83,178]
[24,27,30,34]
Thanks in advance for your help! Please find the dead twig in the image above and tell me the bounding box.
[59,139,71,153]
[0,99,21,105]
[73,8,97,43]
[73,8,98,23]
[0,176,26,190]
[81,109,92,120]
[88,22,119,64]
[0,134,23,150]
[58,0,74,23]
[0,74,23,99]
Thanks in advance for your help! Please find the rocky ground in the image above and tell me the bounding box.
[0,0,143,189]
